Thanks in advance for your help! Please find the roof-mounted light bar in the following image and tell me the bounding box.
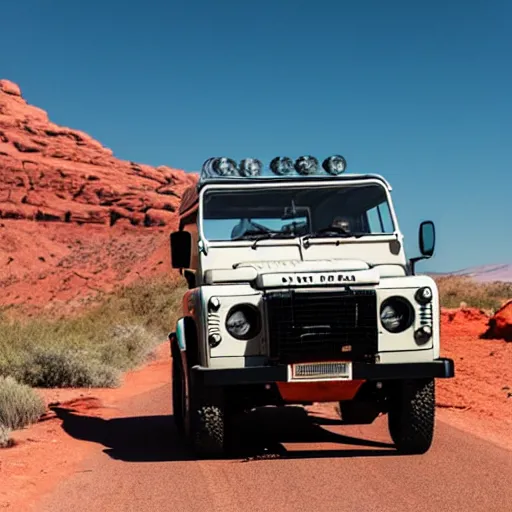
[270,156,294,175]
[240,158,262,177]
[294,155,319,175]
[200,154,348,181]
[322,154,347,175]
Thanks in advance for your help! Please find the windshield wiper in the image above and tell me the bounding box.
[302,227,366,247]
[231,230,297,249]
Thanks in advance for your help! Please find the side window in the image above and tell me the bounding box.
[366,202,394,233]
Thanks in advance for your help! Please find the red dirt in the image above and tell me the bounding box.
[0,79,197,314]
[437,307,512,448]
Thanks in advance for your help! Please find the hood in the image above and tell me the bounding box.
[202,258,401,287]
[234,258,369,272]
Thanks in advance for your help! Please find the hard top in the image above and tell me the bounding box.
[178,173,392,218]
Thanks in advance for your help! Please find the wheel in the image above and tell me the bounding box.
[189,382,227,458]
[171,339,185,435]
[387,378,435,455]
[338,400,380,425]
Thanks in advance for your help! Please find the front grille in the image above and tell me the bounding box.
[264,289,378,363]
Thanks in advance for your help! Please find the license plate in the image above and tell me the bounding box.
[289,361,353,381]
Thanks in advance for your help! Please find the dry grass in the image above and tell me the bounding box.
[434,275,512,311]
[0,376,45,431]
[0,277,186,389]
[0,424,14,448]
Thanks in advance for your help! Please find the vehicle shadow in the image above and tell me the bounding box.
[49,403,398,463]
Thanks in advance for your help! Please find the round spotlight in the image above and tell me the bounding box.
[212,157,238,176]
[294,155,319,175]
[415,287,433,305]
[270,156,294,175]
[322,155,347,175]
[240,158,262,177]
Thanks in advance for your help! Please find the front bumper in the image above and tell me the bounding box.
[191,358,455,387]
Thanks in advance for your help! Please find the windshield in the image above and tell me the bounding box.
[201,182,395,242]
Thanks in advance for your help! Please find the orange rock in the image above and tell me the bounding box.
[0,79,197,314]
[441,306,489,324]
[0,79,198,228]
[481,300,512,341]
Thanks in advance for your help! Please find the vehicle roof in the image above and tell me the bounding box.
[178,173,392,217]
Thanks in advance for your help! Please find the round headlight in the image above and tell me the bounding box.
[270,156,294,175]
[415,287,433,305]
[225,304,260,340]
[294,155,319,175]
[239,158,262,177]
[322,155,347,175]
[380,297,415,333]
[212,157,238,176]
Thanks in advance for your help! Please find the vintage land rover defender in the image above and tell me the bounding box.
[169,155,454,457]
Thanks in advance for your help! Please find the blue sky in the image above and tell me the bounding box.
[1,0,510,272]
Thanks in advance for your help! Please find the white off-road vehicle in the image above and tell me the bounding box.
[168,155,454,457]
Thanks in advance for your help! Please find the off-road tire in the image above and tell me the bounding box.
[387,378,435,455]
[339,400,380,425]
[189,384,226,458]
[171,339,184,435]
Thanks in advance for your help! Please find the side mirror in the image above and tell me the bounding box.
[409,220,436,274]
[170,230,192,269]
[419,220,435,257]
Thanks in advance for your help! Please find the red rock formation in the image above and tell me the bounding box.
[0,79,197,228]
[481,300,512,341]
[0,79,198,314]
[441,307,490,325]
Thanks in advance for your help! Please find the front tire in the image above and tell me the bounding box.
[387,378,435,455]
[189,383,226,458]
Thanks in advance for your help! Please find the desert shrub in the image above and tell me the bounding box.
[16,349,121,388]
[434,276,512,311]
[0,424,13,448]
[0,277,186,389]
[0,376,45,430]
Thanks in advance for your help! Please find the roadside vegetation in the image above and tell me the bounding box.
[0,276,186,445]
[433,275,512,311]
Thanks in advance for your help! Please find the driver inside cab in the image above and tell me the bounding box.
[331,215,352,233]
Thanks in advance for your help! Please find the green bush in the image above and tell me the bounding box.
[0,277,186,389]
[0,376,45,430]
[17,349,121,388]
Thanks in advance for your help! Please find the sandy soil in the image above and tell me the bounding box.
[0,219,177,317]
[437,308,512,449]
[0,344,171,511]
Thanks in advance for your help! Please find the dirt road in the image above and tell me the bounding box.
[35,382,512,512]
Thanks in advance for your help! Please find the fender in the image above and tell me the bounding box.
[175,317,187,351]
[170,316,199,370]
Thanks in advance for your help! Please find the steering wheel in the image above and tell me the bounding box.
[315,225,349,235]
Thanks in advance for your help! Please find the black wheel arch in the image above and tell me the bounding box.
[183,315,200,368]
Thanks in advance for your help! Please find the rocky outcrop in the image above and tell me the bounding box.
[481,300,512,341]
[0,79,197,228]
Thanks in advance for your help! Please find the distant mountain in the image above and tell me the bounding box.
[429,263,512,283]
